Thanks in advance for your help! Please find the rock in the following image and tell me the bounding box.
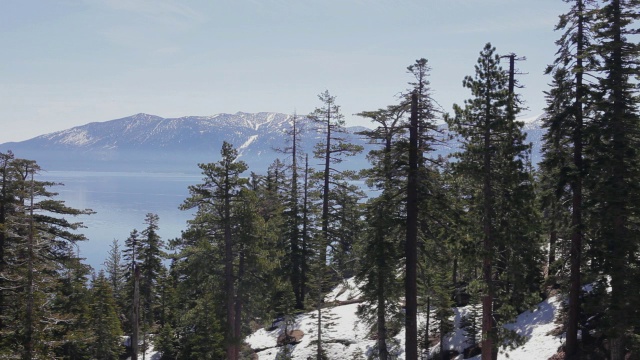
[276,330,304,347]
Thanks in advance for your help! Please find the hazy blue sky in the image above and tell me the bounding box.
[1,0,568,143]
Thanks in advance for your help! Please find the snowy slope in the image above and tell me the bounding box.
[246,278,563,360]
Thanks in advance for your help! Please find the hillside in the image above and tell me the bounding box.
[245,278,563,360]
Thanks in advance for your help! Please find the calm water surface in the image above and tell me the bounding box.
[42,171,201,270]
[41,171,372,270]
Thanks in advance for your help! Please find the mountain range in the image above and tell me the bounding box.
[0,112,545,173]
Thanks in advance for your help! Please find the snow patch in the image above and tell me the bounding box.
[324,277,363,303]
[239,135,258,151]
[520,113,545,130]
[59,129,92,146]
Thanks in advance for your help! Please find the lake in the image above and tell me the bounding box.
[41,170,374,271]
[42,171,201,270]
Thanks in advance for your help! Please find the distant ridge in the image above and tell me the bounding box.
[0,112,545,173]
[0,112,373,173]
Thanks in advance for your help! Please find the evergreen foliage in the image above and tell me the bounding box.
[447,43,543,359]
[1,5,639,357]
[587,1,640,358]
[103,239,127,318]
[0,152,94,359]
[90,271,124,360]
[308,90,363,359]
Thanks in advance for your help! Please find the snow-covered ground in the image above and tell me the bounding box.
[246,278,564,360]
[123,336,160,360]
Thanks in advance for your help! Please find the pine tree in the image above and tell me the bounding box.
[0,151,14,351]
[447,43,541,360]
[104,239,127,318]
[405,93,420,360]
[181,141,248,360]
[544,2,597,356]
[416,164,461,358]
[356,105,407,360]
[405,58,441,162]
[275,113,308,309]
[173,143,287,360]
[153,263,179,360]
[287,114,306,309]
[588,1,640,357]
[90,271,124,360]
[308,90,363,359]
[404,59,444,360]
[0,154,93,359]
[309,90,364,279]
[300,154,318,311]
[122,228,142,359]
[539,69,575,285]
[169,225,226,359]
[52,255,94,359]
[139,213,165,341]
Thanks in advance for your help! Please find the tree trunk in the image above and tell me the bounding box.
[224,171,237,360]
[0,157,8,334]
[405,93,419,360]
[481,84,496,360]
[440,320,445,360]
[317,294,323,360]
[301,155,310,307]
[377,210,388,360]
[132,265,140,360]
[320,105,331,286]
[317,102,332,360]
[548,229,557,269]
[608,1,628,358]
[424,297,431,351]
[24,171,35,360]
[234,250,245,360]
[291,116,302,309]
[566,2,585,357]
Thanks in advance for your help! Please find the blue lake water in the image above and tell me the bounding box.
[41,170,374,271]
[42,171,201,270]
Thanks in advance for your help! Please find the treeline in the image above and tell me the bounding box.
[1,1,639,359]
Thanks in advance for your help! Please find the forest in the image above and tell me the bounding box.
[0,1,639,359]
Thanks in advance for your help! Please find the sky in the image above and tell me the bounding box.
[0,0,569,144]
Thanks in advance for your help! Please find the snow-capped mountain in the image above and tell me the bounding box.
[0,112,545,173]
[0,112,373,173]
[33,112,303,151]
